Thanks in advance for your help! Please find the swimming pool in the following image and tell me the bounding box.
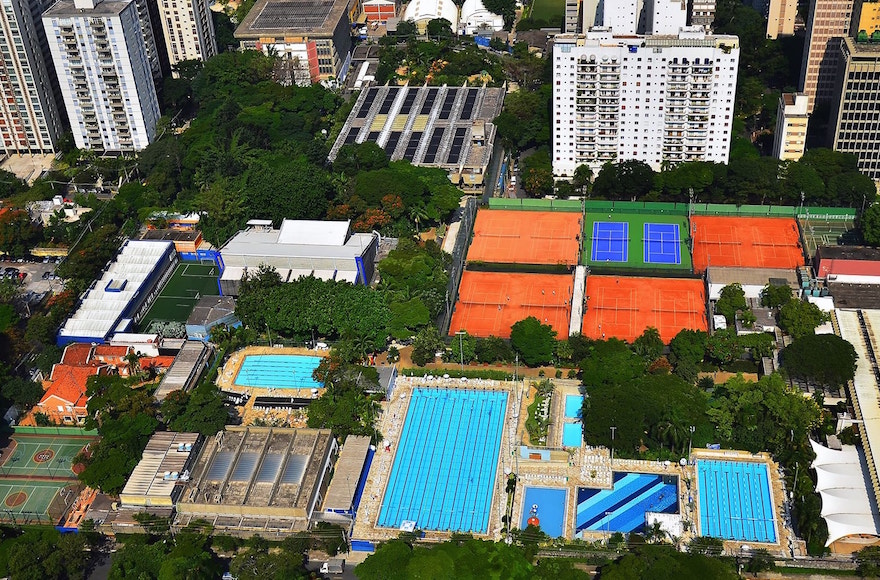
[233,354,324,390]
[378,388,508,533]
[564,395,583,419]
[520,487,567,538]
[697,460,776,543]
[562,423,583,447]
[576,472,678,535]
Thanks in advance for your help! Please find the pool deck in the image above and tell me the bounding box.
[218,346,330,427]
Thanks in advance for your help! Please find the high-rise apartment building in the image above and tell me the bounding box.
[552,28,740,177]
[134,0,162,79]
[157,0,216,69]
[565,0,581,31]
[772,92,809,160]
[688,0,715,30]
[829,37,880,183]
[646,0,687,33]
[766,0,796,38]
[853,0,880,35]
[0,0,64,153]
[799,0,854,113]
[602,0,640,33]
[43,0,160,152]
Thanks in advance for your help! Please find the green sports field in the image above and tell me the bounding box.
[0,480,72,522]
[582,211,693,272]
[0,436,87,479]
[138,262,220,329]
[529,0,565,21]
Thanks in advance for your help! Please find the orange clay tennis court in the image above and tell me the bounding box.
[582,276,707,343]
[449,271,573,338]
[466,210,583,266]
[691,216,805,273]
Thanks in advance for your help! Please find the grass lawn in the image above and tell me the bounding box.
[529,0,565,21]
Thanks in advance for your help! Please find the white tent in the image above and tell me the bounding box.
[810,439,880,546]
[460,0,504,34]
[403,0,459,30]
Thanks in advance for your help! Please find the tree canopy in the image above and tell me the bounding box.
[781,334,858,388]
[777,299,829,339]
[510,317,557,366]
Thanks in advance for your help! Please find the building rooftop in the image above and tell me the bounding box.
[142,229,202,243]
[57,240,174,343]
[235,0,350,38]
[817,245,880,262]
[120,432,201,507]
[220,220,376,260]
[187,296,236,327]
[707,266,799,288]
[153,341,210,402]
[176,427,336,530]
[322,435,371,513]
[43,0,132,17]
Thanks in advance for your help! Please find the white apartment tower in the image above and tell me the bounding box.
[647,0,687,33]
[43,0,160,152]
[602,0,640,33]
[157,0,216,69]
[0,0,64,153]
[552,29,740,177]
[772,92,808,161]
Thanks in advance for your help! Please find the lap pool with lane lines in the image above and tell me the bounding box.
[378,388,508,533]
[696,459,777,543]
[233,354,324,390]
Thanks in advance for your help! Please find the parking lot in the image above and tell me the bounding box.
[0,259,63,295]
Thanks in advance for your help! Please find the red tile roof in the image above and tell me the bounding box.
[61,343,93,366]
[139,356,176,370]
[41,365,104,408]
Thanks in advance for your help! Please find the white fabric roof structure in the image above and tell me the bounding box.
[277,220,351,246]
[810,439,880,546]
[58,240,174,343]
[403,0,459,28]
[460,0,503,33]
[120,432,200,507]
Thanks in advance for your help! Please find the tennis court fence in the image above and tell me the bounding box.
[439,197,479,335]
[13,426,98,437]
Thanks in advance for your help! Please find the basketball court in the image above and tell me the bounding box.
[449,271,574,338]
[0,435,87,479]
[466,209,582,266]
[138,262,220,329]
[691,216,804,273]
[582,276,707,343]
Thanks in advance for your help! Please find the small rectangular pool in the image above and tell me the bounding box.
[378,388,508,533]
[564,395,583,419]
[562,423,582,447]
[697,459,776,543]
[234,354,324,390]
[520,487,567,538]
[576,472,678,535]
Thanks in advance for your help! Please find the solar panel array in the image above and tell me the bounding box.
[281,455,309,485]
[343,130,358,145]
[251,0,334,31]
[438,89,458,120]
[447,127,468,164]
[403,132,422,161]
[420,88,439,114]
[423,127,445,163]
[355,88,378,118]
[399,89,418,115]
[461,89,478,120]
[378,90,397,114]
[367,131,380,141]
[386,131,403,154]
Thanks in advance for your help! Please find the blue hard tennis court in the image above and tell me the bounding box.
[234,354,324,389]
[643,223,681,265]
[576,472,678,535]
[591,222,628,262]
[378,388,508,533]
[697,459,776,543]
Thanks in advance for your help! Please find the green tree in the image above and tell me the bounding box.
[687,536,724,556]
[411,326,444,367]
[475,335,514,363]
[781,334,858,388]
[715,283,747,325]
[0,209,41,257]
[426,18,453,38]
[669,329,708,365]
[482,0,516,27]
[580,338,646,388]
[863,204,880,246]
[244,156,331,225]
[761,283,793,308]
[777,300,829,339]
[161,383,228,436]
[2,376,44,410]
[307,362,380,440]
[856,545,880,578]
[599,545,737,579]
[572,164,593,196]
[450,331,477,365]
[510,316,557,366]
[632,327,663,361]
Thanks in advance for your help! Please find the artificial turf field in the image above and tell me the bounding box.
[138,262,219,329]
[529,0,565,21]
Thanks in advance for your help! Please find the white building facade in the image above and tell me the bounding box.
[43,0,160,152]
[157,0,216,69]
[460,0,503,34]
[601,0,640,33]
[552,28,740,177]
[0,0,64,153]
[646,0,687,33]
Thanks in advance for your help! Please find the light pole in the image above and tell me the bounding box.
[610,426,616,466]
[456,330,466,371]
[688,425,695,460]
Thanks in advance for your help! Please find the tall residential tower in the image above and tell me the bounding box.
[156,0,216,69]
[799,0,854,112]
[43,0,160,152]
[552,28,740,177]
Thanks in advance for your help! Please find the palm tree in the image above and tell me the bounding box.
[408,204,429,233]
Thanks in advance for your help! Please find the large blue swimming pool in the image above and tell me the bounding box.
[520,487,567,538]
[697,460,776,543]
[562,423,583,447]
[378,388,508,533]
[234,354,324,390]
[576,472,679,535]
[565,395,583,419]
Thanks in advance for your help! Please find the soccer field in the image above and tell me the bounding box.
[529,0,565,21]
[139,262,220,329]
